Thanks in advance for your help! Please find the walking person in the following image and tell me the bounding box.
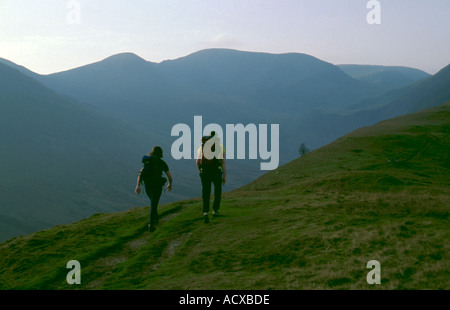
[196,131,226,224]
[135,146,172,232]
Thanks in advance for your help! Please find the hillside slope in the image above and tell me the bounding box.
[1,102,448,290]
[0,63,158,241]
[338,64,430,91]
[379,64,450,118]
[291,64,450,152]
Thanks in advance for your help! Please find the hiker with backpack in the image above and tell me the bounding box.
[196,131,226,224]
[135,146,172,232]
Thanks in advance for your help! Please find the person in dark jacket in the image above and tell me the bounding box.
[135,146,172,232]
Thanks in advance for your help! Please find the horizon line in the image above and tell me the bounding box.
[1,48,437,76]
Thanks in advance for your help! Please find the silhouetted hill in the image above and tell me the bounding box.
[0,58,40,80]
[40,53,169,119]
[34,49,393,161]
[39,49,377,119]
[159,49,373,113]
[344,63,450,125]
[0,62,160,241]
[339,64,430,92]
[292,63,450,150]
[6,50,435,162]
[378,64,450,117]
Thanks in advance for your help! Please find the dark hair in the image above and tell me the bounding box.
[150,146,163,158]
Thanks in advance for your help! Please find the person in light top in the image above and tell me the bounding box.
[196,131,226,224]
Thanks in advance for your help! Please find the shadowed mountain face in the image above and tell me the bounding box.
[378,64,450,117]
[35,49,419,158]
[0,49,447,242]
[40,49,384,113]
[38,50,370,127]
[0,58,41,80]
[158,50,369,112]
[0,62,155,241]
[290,64,450,150]
[339,64,430,91]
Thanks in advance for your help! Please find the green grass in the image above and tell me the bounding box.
[1,103,449,290]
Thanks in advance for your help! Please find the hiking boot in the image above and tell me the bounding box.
[212,210,222,217]
[203,214,210,224]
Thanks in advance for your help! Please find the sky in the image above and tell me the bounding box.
[0,0,449,75]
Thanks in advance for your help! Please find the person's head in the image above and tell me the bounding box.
[149,146,163,158]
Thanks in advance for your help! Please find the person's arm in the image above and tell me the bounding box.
[135,169,142,194]
[222,146,226,185]
[165,170,173,191]
[196,146,202,171]
[222,158,226,185]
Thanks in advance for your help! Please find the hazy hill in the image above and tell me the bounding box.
[34,49,439,161]
[339,64,430,91]
[40,49,374,115]
[0,62,161,241]
[378,64,450,118]
[0,58,40,80]
[344,63,450,126]
[35,49,390,158]
[158,49,375,113]
[292,64,450,150]
[3,50,435,160]
[39,53,173,126]
[1,102,448,290]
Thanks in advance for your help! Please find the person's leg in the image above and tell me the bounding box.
[146,186,154,225]
[212,170,223,213]
[201,172,212,214]
[148,185,162,228]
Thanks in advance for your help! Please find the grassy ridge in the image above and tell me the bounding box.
[1,103,449,290]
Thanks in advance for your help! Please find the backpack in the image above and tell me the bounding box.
[201,136,222,171]
[140,156,166,186]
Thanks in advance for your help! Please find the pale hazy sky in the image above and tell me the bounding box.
[0,0,449,74]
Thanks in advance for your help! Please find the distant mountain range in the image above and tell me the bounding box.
[0,49,448,241]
